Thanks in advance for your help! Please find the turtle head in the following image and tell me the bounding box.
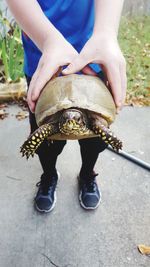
[59,108,87,135]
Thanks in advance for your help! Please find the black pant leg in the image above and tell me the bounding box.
[78,137,107,177]
[25,75,66,177]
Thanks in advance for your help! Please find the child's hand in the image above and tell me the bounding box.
[27,36,78,113]
[62,34,127,113]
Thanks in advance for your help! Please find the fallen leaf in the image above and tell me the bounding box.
[0,109,9,120]
[0,103,8,109]
[138,244,150,255]
[15,111,28,120]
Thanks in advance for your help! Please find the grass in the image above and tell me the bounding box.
[119,16,150,106]
[0,12,24,83]
[0,13,150,105]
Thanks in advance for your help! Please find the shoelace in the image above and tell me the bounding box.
[36,180,53,194]
[36,175,57,194]
[83,172,99,193]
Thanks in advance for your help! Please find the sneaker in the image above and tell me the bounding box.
[78,171,101,210]
[34,171,60,213]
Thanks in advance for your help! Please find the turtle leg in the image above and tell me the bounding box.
[91,120,122,151]
[20,124,57,159]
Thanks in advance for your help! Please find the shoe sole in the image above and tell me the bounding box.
[34,171,60,213]
[78,175,102,210]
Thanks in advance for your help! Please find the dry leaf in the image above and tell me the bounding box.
[0,103,8,109]
[0,109,9,119]
[15,111,28,120]
[138,244,150,255]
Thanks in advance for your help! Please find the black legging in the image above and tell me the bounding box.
[26,76,107,179]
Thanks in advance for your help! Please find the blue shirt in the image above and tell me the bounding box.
[22,0,100,77]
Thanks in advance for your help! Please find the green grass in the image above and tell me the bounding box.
[0,14,150,105]
[0,12,24,83]
[119,16,150,105]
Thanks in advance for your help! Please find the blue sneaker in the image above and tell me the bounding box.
[35,171,60,213]
[78,171,101,210]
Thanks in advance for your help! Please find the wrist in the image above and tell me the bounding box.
[91,30,118,43]
[92,27,117,40]
[41,29,64,53]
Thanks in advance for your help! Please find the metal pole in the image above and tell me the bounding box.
[107,146,150,172]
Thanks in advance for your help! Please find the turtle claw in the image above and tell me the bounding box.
[20,123,56,159]
[111,139,123,152]
[20,136,38,159]
[20,145,32,160]
[92,123,123,152]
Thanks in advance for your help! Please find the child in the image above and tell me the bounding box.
[7,0,126,212]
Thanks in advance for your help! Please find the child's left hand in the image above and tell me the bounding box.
[62,34,127,113]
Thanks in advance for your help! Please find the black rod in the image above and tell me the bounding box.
[107,146,150,171]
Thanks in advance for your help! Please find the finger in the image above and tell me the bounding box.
[29,58,44,89]
[27,63,58,112]
[27,97,35,113]
[27,84,36,113]
[105,64,122,112]
[99,64,109,85]
[27,85,37,113]
[52,66,63,79]
[82,65,98,76]
[62,54,89,75]
[27,60,44,112]
[31,63,58,102]
[119,60,127,106]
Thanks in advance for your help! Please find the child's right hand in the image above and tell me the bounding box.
[27,35,78,113]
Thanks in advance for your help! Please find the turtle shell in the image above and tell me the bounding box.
[35,74,116,140]
[35,74,116,131]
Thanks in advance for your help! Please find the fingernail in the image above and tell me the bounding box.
[116,105,122,114]
[62,68,69,74]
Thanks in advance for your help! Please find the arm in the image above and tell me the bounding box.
[6,0,62,54]
[93,0,124,36]
[63,0,127,112]
[6,0,78,112]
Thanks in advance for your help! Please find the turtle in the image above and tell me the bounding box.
[20,74,122,159]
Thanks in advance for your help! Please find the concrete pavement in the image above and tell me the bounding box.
[0,105,150,267]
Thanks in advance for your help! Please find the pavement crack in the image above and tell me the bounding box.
[41,253,61,267]
[6,175,21,181]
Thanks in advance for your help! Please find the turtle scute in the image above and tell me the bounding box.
[35,74,117,138]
